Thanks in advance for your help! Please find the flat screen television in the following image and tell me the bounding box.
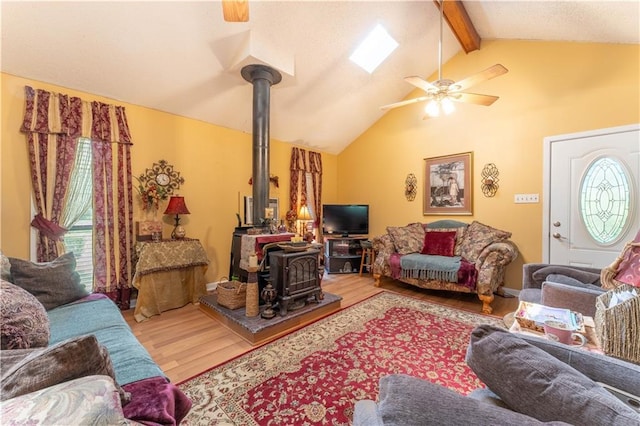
[322,204,369,236]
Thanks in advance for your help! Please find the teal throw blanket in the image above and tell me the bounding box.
[48,297,164,386]
[400,254,461,282]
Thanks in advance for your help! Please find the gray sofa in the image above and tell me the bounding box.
[353,325,640,425]
[519,263,604,317]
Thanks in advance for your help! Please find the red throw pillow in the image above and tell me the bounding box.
[421,231,457,257]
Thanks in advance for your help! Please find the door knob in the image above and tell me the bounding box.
[552,232,562,239]
[553,221,561,227]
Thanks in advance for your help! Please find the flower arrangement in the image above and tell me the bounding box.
[134,177,168,211]
[285,209,298,233]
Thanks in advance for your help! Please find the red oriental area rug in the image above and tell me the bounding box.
[178,291,503,425]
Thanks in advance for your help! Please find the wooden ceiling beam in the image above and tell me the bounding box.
[434,0,481,54]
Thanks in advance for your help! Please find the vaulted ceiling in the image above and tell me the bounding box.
[2,1,638,154]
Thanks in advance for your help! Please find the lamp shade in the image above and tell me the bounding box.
[298,205,312,221]
[164,196,190,215]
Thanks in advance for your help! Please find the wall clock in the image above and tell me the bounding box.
[138,159,184,195]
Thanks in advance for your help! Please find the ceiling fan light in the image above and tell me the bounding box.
[425,100,440,117]
[441,97,455,115]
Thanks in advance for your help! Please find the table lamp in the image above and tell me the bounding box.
[298,204,312,236]
[164,195,190,239]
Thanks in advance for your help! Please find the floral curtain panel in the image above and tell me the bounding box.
[289,147,323,229]
[89,101,135,309]
[308,151,323,228]
[289,147,308,218]
[21,89,83,260]
[21,86,135,309]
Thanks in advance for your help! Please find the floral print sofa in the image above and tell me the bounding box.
[372,220,518,313]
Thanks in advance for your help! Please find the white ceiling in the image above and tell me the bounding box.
[2,1,638,154]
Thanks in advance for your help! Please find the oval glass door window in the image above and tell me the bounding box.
[579,156,632,245]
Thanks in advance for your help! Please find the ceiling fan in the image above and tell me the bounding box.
[222,0,249,22]
[381,1,508,118]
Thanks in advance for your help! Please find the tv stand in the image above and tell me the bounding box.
[324,236,367,274]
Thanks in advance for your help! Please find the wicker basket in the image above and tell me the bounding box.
[217,279,247,310]
[595,284,640,364]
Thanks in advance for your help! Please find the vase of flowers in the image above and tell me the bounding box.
[134,177,168,218]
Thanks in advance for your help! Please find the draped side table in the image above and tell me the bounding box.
[132,238,209,322]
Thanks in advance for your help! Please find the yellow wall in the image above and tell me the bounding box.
[339,40,640,288]
[0,73,338,283]
[3,40,639,291]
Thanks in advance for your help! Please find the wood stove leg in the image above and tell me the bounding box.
[279,299,289,317]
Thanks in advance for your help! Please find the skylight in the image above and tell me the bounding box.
[350,23,398,74]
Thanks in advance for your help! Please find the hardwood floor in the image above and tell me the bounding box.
[122,274,518,383]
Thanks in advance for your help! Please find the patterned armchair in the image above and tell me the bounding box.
[372,220,518,314]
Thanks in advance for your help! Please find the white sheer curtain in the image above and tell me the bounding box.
[60,138,93,233]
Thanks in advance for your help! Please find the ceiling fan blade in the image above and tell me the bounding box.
[450,64,508,92]
[380,96,430,111]
[404,76,438,93]
[450,92,499,106]
[222,0,249,22]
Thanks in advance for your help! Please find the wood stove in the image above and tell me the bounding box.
[268,249,322,316]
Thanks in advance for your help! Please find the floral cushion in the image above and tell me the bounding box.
[459,221,511,261]
[0,252,10,281]
[0,280,50,350]
[614,229,640,287]
[0,334,129,404]
[8,252,88,310]
[387,223,425,255]
[0,375,126,425]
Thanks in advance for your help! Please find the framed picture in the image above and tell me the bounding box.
[424,152,473,215]
[244,197,279,225]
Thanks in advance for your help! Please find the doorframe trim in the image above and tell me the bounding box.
[542,123,640,263]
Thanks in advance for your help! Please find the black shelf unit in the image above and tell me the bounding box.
[324,236,367,274]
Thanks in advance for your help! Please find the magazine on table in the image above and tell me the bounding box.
[515,301,584,332]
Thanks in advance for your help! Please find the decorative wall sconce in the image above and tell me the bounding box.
[481,163,499,197]
[405,173,417,201]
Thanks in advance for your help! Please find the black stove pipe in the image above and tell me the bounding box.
[241,64,282,225]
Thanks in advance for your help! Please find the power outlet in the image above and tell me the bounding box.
[514,193,539,203]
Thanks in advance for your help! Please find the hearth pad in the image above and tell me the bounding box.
[199,292,342,345]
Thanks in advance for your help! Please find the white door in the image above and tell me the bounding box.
[543,124,640,268]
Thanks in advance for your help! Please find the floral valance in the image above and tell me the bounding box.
[21,86,132,145]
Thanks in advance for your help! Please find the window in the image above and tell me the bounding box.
[64,210,93,291]
[350,23,398,73]
[580,156,632,245]
[63,138,94,292]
